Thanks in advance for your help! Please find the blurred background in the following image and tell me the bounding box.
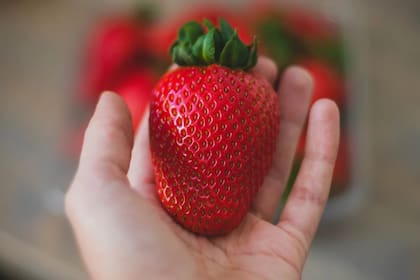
[0,0,419,279]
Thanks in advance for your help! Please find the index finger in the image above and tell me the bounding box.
[278,99,340,251]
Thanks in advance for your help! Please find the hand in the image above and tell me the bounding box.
[66,58,339,280]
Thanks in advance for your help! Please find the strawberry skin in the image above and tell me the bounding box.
[150,65,279,235]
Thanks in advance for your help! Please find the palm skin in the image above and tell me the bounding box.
[66,58,339,280]
[144,209,307,280]
[122,202,304,280]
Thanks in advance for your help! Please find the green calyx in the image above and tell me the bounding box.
[170,18,258,70]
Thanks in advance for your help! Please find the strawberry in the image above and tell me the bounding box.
[292,58,348,197]
[283,7,346,72]
[246,3,346,72]
[283,6,337,42]
[298,58,346,107]
[79,14,151,102]
[116,69,156,131]
[293,59,345,158]
[245,4,305,72]
[149,19,279,235]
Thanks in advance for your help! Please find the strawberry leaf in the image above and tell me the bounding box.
[220,31,249,68]
[203,18,216,31]
[172,42,197,66]
[170,18,258,70]
[202,28,223,64]
[192,36,206,65]
[219,18,235,42]
[244,37,258,70]
[179,22,203,44]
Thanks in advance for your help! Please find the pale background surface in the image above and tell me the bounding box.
[1,0,419,279]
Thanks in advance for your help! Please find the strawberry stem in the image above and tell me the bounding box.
[170,18,257,70]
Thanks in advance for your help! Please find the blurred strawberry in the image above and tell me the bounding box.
[253,16,302,71]
[294,59,346,189]
[292,55,349,195]
[65,68,155,158]
[79,15,151,103]
[246,3,346,72]
[283,6,337,42]
[116,69,156,131]
[245,3,304,72]
[150,5,253,63]
[284,7,346,72]
[298,58,346,107]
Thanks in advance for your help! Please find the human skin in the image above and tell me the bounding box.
[66,57,340,280]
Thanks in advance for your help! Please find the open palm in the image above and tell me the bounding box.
[66,59,339,280]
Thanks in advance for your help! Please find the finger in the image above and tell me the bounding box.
[127,108,158,201]
[278,99,339,253]
[253,66,313,221]
[77,92,134,181]
[252,56,278,85]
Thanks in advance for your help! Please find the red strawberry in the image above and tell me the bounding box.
[284,7,337,42]
[245,2,346,72]
[149,19,279,235]
[298,58,345,107]
[116,69,156,131]
[283,7,346,72]
[79,15,150,102]
[245,3,305,72]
